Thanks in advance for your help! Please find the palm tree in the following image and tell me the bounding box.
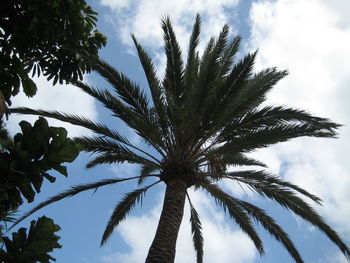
[10,15,350,263]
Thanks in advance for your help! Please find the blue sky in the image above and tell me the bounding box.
[7,0,350,262]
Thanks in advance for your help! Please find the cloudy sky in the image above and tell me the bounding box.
[8,0,350,262]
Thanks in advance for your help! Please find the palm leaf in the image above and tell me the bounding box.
[214,51,258,121]
[228,175,350,259]
[217,36,241,79]
[225,170,322,203]
[191,25,233,146]
[161,15,184,101]
[187,193,204,263]
[197,24,230,112]
[86,152,146,168]
[230,68,288,115]
[100,180,160,245]
[74,136,159,167]
[138,163,159,185]
[225,106,340,134]
[222,154,267,168]
[183,37,215,134]
[201,24,230,93]
[201,152,267,170]
[233,198,303,263]
[184,14,201,91]
[10,176,142,231]
[190,51,259,152]
[10,107,162,163]
[131,34,168,136]
[74,135,130,153]
[217,122,338,154]
[83,55,150,118]
[74,82,166,155]
[202,183,264,255]
[10,107,128,144]
[75,82,151,134]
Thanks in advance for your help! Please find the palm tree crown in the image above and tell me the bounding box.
[11,15,350,263]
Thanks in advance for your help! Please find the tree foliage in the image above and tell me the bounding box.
[0,0,106,105]
[0,216,61,263]
[0,118,79,262]
[0,117,79,211]
[0,1,105,262]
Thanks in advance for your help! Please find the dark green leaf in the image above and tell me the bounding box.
[1,216,61,263]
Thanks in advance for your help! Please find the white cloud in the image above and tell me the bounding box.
[100,0,130,9]
[108,162,139,178]
[6,75,98,137]
[318,250,349,263]
[249,0,350,248]
[101,190,257,263]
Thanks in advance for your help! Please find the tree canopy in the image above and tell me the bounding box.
[0,0,106,106]
[0,118,79,263]
[0,1,105,262]
[0,117,80,212]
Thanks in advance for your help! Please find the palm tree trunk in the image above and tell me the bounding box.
[0,91,7,119]
[145,180,187,263]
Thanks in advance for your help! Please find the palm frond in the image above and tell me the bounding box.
[192,25,232,143]
[207,51,257,130]
[161,15,185,102]
[225,170,322,203]
[201,153,267,169]
[209,67,286,132]
[138,163,159,185]
[131,34,168,136]
[280,197,350,259]
[227,175,350,259]
[184,14,201,91]
[160,16,186,142]
[10,107,128,144]
[229,68,288,115]
[187,193,203,263]
[197,24,230,108]
[74,82,166,155]
[86,152,144,168]
[223,154,267,168]
[74,82,147,130]
[100,180,160,245]
[233,198,303,263]
[1,209,18,235]
[217,122,338,154]
[219,50,257,104]
[75,135,124,151]
[202,183,264,255]
[183,32,231,153]
[10,107,161,164]
[217,36,241,79]
[190,51,258,152]
[83,55,150,118]
[226,106,340,134]
[10,176,142,231]
[74,136,159,167]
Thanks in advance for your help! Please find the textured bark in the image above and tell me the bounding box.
[145,180,187,263]
[0,91,7,119]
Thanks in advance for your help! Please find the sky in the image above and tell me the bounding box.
[6,0,350,262]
